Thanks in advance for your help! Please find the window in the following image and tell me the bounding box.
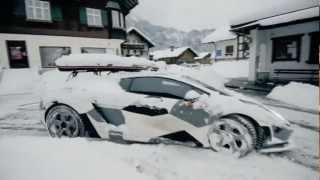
[112,10,125,29]
[39,47,71,68]
[86,8,102,27]
[307,32,319,64]
[81,47,106,54]
[6,41,29,68]
[129,77,203,99]
[225,45,234,56]
[215,50,222,57]
[272,35,302,62]
[25,0,51,21]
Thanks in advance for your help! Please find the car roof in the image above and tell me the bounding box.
[120,71,187,81]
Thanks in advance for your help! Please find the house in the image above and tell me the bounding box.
[0,0,138,69]
[202,26,249,62]
[121,27,155,58]
[231,6,319,84]
[194,52,212,64]
[151,46,198,64]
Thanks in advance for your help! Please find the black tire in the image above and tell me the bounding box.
[46,105,86,138]
[230,115,258,149]
[208,115,258,157]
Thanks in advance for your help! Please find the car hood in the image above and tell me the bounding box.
[196,90,290,128]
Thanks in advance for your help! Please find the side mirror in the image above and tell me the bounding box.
[184,90,201,102]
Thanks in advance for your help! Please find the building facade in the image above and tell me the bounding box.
[151,47,198,64]
[231,6,319,84]
[0,0,138,69]
[121,27,155,58]
[202,26,249,62]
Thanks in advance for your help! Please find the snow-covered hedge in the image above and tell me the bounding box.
[267,82,319,111]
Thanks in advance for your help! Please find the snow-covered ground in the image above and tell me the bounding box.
[0,68,41,95]
[0,60,318,180]
[267,82,319,111]
[0,136,317,180]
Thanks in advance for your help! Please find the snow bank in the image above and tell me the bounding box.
[203,60,249,78]
[0,68,41,95]
[0,137,317,180]
[267,82,319,111]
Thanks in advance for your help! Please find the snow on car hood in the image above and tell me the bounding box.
[192,91,289,127]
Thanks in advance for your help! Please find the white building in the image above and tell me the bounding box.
[202,26,247,62]
[0,0,138,69]
[231,6,319,83]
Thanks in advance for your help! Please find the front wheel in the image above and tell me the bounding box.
[208,116,258,157]
[46,105,86,138]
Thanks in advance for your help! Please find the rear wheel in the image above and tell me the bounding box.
[208,115,258,157]
[46,105,85,138]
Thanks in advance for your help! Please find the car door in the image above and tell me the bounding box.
[121,77,205,142]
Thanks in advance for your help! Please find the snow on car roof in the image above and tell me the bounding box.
[55,54,156,68]
[202,26,236,44]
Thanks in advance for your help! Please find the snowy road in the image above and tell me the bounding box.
[0,93,318,180]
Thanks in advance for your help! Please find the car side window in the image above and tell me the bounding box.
[119,78,133,91]
[129,77,203,99]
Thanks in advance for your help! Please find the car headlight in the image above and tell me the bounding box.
[272,125,293,141]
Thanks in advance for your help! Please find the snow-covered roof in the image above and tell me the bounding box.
[231,6,319,30]
[151,47,198,60]
[195,52,211,60]
[55,54,156,67]
[127,27,155,47]
[202,26,236,44]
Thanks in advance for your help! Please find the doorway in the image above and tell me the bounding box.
[6,41,29,68]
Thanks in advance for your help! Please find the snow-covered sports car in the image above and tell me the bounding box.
[41,54,293,157]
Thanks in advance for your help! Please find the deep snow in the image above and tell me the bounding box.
[0,137,318,180]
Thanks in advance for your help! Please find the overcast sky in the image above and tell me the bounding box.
[130,0,318,31]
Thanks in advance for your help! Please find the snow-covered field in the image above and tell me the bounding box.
[0,136,317,180]
[0,60,318,180]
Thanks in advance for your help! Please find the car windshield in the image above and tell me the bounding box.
[182,75,230,96]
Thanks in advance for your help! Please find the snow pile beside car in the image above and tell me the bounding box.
[0,68,41,95]
[267,82,319,111]
[0,137,316,180]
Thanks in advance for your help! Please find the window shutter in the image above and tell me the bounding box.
[101,10,108,26]
[79,7,87,25]
[51,6,63,21]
